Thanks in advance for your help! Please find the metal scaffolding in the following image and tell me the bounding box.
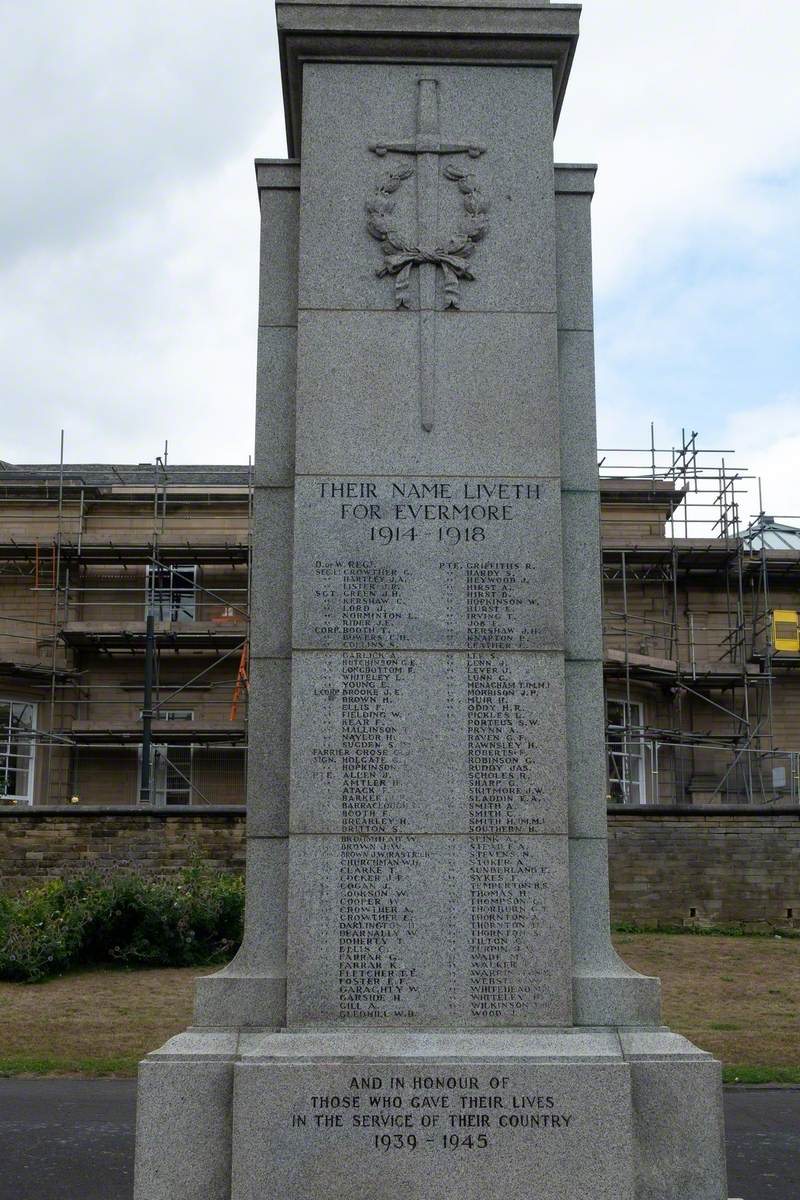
[600,427,800,807]
[0,439,253,806]
[2,428,799,808]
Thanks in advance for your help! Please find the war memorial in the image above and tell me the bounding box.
[134,2,731,1196]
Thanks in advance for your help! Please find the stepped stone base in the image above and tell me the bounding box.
[134,1027,728,1200]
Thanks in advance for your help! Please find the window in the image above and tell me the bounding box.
[606,698,646,805]
[0,700,36,805]
[139,744,193,805]
[145,564,197,622]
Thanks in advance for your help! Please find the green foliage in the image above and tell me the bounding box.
[0,1055,140,1078]
[613,921,800,940]
[722,1065,800,1086]
[0,866,244,983]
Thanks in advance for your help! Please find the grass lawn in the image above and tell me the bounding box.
[0,965,207,1077]
[0,934,798,1080]
[615,931,800,1085]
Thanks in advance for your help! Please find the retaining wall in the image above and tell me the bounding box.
[1,806,798,929]
[0,807,246,892]
[607,806,800,930]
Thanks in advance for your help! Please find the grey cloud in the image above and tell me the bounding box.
[3,0,800,470]
[1,0,282,263]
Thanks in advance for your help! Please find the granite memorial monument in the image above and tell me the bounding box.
[134,2,730,1197]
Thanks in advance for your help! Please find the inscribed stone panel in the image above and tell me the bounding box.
[287,833,571,1027]
[231,1060,634,1200]
[292,475,563,650]
[290,649,567,835]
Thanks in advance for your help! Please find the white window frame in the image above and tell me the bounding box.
[145,564,198,622]
[0,699,37,805]
[606,697,647,805]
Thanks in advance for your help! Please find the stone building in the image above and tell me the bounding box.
[602,477,800,806]
[1,455,798,809]
[0,462,250,807]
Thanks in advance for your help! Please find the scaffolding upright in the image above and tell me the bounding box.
[600,429,800,806]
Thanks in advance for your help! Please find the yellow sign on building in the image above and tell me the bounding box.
[773,609,800,652]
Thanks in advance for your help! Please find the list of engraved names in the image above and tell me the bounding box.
[289,475,570,1026]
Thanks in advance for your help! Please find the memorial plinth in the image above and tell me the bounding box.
[134,3,730,1198]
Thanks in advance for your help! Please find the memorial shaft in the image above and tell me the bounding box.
[286,46,573,1025]
[133,5,730,1198]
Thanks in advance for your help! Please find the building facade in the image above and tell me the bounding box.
[0,463,250,807]
[602,479,800,806]
[1,459,798,808]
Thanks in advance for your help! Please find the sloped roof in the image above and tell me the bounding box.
[0,463,251,487]
[744,518,800,552]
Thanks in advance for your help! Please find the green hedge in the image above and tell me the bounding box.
[0,866,244,982]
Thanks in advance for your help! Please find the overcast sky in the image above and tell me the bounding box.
[2,0,799,523]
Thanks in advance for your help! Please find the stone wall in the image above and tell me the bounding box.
[0,807,247,892]
[2,808,798,930]
[607,807,800,930]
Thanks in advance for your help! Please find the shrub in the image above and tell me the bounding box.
[0,865,244,982]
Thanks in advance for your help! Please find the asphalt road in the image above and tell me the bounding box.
[0,1080,797,1199]
[0,1079,135,1200]
[725,1087,800,1199]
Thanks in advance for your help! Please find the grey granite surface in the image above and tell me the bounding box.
[231,1056,633,1200]
[564,657,608,838]
[569,837,661,1027]
[134,1045,236,1200]
[558,328,599,490]
[239,1027,621,1061]
[554,163,596,195]
[560,488,604,661]
[555,189,594,331]
[298,64,555,314]
[255,326,297,486]
[250,485,294,657]
[290,649,567,834]
[626,1050,728,1200]
[292,474,564,650]
[294,310,561,477]
[276,0,579,158]
[291,648,566,835]
[286,832,572,1027]
[194,836,289,1027]
[246,656,291,836]
[258,181,299,327]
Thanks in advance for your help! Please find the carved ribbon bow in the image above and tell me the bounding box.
[377,244,475,309]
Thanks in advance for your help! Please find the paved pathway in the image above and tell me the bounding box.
[725,1087,800,1199]
[0,1080,797,1199]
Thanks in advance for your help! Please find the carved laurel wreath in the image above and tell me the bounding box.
[365,166,490,309]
